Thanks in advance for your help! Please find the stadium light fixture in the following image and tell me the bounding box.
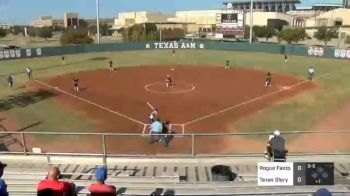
[96,0,101,44]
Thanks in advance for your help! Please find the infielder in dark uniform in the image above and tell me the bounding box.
[225,60,230,69]
[108,59,114,71]
[73,76,79,92]
[172,49,176,56]
[265,72,272,86]
[166,74,173,88]
[61,56,65,64]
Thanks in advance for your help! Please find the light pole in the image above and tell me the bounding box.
[96,0,101,44]
[249,0,254,44]
[159,22,162,42]
[337,27,342,48]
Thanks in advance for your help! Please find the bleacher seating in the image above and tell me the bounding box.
[1,155,350,195]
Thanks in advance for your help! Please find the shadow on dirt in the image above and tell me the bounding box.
[89,56,108,61]
[0,90,55,112]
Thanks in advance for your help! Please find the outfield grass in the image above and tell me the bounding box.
[0,49,349,132]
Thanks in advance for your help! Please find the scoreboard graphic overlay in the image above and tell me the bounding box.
[258,162,334,186]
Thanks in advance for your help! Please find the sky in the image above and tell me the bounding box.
[0,0,343,24]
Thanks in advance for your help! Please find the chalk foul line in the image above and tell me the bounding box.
[184,66,350,125]
[34,79,145,126]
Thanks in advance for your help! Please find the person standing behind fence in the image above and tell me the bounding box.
[7,74,13,88]
[308,66,315,80]
[26,66,33,80]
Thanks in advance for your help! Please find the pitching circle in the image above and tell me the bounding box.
[145,82,195,94]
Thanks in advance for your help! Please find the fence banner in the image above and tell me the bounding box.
[0,48,42,60]
[307,46,324,57]
[145,42,205,49]
[334,48,350,59]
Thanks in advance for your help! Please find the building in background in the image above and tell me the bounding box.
[113,12,175,29]
[82,18,114,27]
[64,12,79,28]
[0,24,13,29]
[304,8,350,36]
[223,0,300,12]
[31,16,64,28]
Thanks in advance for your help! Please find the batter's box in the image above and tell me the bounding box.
[169,124,185,135]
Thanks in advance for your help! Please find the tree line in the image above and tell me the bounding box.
[0,23,339,46]
[0,24,114,45]
[244,25,338,45]
[118,23,185,42]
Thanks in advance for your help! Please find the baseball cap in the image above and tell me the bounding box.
[273,130,280,136]
[95,167,107,181]
[314,188,332,196]
[0,161,7,168]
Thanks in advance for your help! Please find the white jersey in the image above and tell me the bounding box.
[26,67,31,73]
[308,68,314,74]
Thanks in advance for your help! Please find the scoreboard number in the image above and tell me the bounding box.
[305,162,334,185]
[294,162,334,186]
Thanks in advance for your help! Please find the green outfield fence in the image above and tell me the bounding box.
[0,41,348,61]
[0,131,350,159]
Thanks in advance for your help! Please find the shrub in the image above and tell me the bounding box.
[60,28,94,45]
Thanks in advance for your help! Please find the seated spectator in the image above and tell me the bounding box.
[89,167,116,196]
[148,117,163,144]
[314,188,332,196]
[0,161,8,196]
[37,167,74,196]
[264,130,286,160]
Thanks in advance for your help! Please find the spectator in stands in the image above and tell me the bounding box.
[37,166,74,196]
[148,117,163,144]
[314,188,332,196]
[89,167,116,196]
[0,161,8,196]
[264,130,286,160]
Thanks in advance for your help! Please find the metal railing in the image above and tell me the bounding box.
[1,131,350,159]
